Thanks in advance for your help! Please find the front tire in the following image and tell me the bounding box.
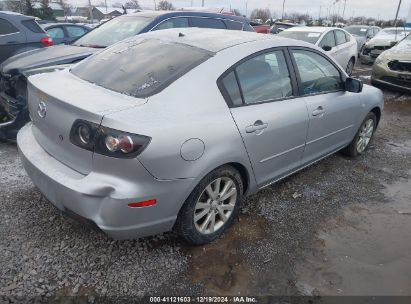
[175,165,243,245]
[346,58,355,76]
[342,112,377,157]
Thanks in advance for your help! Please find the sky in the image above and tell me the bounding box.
[68,0,411,20]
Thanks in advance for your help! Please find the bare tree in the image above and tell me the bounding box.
[250,8,271,23]
[232,9,242,16]
[157,0,174,10]
[56,0,72,16]
[124,0,141,9]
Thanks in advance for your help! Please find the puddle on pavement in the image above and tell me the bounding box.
[184,215,266,295]
[295,172,411,296]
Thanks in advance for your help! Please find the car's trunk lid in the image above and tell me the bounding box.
[27,69,147,174]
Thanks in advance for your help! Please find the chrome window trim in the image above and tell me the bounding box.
[149,16,244,32]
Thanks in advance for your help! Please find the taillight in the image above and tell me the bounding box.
[40,36,53,47]
[69,119,151,159]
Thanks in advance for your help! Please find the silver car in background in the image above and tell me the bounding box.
[18,29,384,245]
[277,26,358,75]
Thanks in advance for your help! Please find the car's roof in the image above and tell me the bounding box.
[125,10,247,22]
[381,27,411,30]
[0,11,34,20]
[283,26,339,33]
[42,23,89,28]
[135,28,310,53]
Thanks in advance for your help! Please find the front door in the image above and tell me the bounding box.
[290,48,361,164]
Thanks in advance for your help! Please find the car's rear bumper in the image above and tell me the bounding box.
[18,123,194,239]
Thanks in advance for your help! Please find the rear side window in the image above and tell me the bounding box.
[224,20,243,31]
[189,17,226,29]
[319,31,336,48]
[335,30,347,45]
[152,17,189,31]
[21,19,44,33]
[221,72,242,106]
[235,50,293,104]
[0,18,19,35]
[47,27,64,39]
[71,38,213,98]
[66,26,88,38]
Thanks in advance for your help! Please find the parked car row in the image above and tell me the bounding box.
[0,10,253,140]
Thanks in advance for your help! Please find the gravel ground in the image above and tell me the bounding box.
[0,64,410,300]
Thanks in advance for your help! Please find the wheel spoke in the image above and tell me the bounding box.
[200,212,213,232]
[195,202,211,210]
[219,204,234,211]
[205,185,216,200]
[220,188,236,201]
[217,207,228,222]
[214,178,222,196]
[209,212,216,233]
[195,209,210,222]
[219,180,233,197]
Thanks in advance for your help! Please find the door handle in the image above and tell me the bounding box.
[312,106,325,117]
[246,120,268,133]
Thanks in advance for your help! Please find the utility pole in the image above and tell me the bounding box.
[153,0,157,10]
[319,5,322,20]
[202,0,204,7]
[104,0,107,14]
[394,0,402,27]
[342,0,347,20]
[245,2,248,17]
[281,0,286,20]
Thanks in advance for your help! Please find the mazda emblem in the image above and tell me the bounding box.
[37,101,47,118]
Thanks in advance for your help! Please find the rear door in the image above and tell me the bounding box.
[334,29,351,68]
[289,48,361,165]
[0,17,26,63]
[221,48,309,187]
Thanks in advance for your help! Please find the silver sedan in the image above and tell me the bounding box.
[18,28,384,245]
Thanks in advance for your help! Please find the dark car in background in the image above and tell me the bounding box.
[345,25,381,55]
[41,23,91,45]
[0,10,254,140]
[0,11,53,64]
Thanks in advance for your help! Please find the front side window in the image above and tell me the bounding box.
[319,31,336,48]
[71,38,213,98]
[335,30,347,45]
[47,27,65,39]
[152,17,189,31]
[235,50,293,104]
[0,18,19,35]
[72,16,152,48]
[224,20,243,31]
[189,17,226,29]
[292,50,342,95]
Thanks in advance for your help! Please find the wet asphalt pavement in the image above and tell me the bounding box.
[0,63,410,300]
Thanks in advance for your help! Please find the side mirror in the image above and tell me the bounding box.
[345,77,363,93]
[322,45,332,51]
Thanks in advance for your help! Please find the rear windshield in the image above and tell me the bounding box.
[21,19,45,33]
[71,38,213,98]
[72,16,153,48]
[345,26,368,37]
[278,30,321,44]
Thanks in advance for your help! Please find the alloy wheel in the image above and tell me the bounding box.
[356,118,374,153]
[194,177,238,235]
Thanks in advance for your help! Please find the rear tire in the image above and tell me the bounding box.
[175,165,243,245]
[342,112,377,157]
